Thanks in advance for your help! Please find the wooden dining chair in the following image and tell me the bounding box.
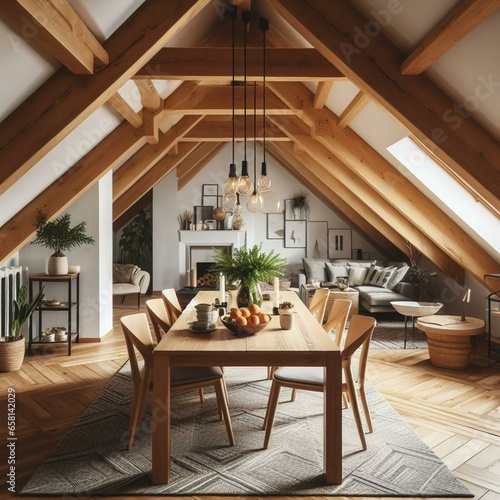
[308,287,329,325]
[161,288,182,323]
[120,312,235,450]
[262,314,376,451]
[323,298,352,347]
[145,298,171,344]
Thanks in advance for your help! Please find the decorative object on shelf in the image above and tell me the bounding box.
[119,209,152,268]
[290,192,311,220]
[32,210,95,276]
[328,228,351,259]
[0,284,45,372]
[213,206,226,222]
[210,244,286,308]
[278,301,294,315]
[178,210,193,230]
[284,220,306,248]
[405,240,437,301]
[193,206,214,230]
[337,277,348,291]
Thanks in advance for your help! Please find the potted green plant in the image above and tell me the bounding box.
[32,210,95,275]
[210,244,287,307]
[0,285,45,372]
[119,209,152,267]
[290,191,311,220]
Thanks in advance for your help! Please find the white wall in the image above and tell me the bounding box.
[151,143,386,291]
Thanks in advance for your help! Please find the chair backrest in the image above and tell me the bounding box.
[146,298,171,344]
[341,314,376,381]
[323,299,352,347]
[161,288,182,323]
[308,288,329,324]
[120,313,155,386]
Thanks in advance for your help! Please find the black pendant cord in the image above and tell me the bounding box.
[231,6,235,166]
[253,81,257,194]
[242,11,250,174]
[262,18,267,164]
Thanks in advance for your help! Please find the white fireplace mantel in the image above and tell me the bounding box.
[178,230,246,247]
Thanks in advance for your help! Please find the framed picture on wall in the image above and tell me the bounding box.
[267,213,285,239]
[284,199,294,220]
[202,196,218,208]
[328,229,351,258]
[193,205,214,229]
[307,221,328,258]
[284,220,306,248]
[202,184,218,196]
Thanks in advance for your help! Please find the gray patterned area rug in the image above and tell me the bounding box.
[371,323,428,349]
[21,364,471,497]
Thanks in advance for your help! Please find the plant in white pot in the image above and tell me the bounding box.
[0,285,45,372]
[32,210,95,275]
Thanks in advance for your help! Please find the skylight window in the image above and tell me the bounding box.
[387,136,500,254]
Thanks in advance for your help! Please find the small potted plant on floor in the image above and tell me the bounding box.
[32,210,95,275]
[0,285,45,372]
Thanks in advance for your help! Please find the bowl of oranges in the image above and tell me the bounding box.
[221,304,272,337]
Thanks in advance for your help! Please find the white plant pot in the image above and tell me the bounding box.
[48,255,68,275]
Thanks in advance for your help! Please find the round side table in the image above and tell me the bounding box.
[416,315,485,369]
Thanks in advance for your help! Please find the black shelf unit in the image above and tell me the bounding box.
[485,274,500,359]
[28,272,80,355]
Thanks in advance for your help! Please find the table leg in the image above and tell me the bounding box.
[152,355,171,484]
[404,315,408,349]
[324,352,342,484]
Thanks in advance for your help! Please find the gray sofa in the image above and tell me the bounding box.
[298,258,413,314]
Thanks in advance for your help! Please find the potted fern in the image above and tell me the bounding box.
[0,285,45,372]
[210,244,287,307]
[32,210,95,275]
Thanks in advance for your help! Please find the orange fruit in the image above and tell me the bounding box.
[230,308,242,319]
[247,314,261,325]
[258,313,271,324]
[235,315,248,325]
[248,303,260,315]
[239,308,251,318]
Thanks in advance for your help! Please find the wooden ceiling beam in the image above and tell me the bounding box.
[0,0,108,74]
[313,81,333,109]
[113,190,153,233]
[268,81,499,284]
[182,116,288,141]
[113,115,203,201]
[337,91,370,129]
[268,0,500,215]
[163,85,296,115]
[0,0,210,196]
[0,122,145,263]
[268,142,404,258]
[177,143,226,189]
[136,47,344,81]
[401,0,500,75]
[113,142,199,221]
[135,79,163,111]
[270,116,464,281]
[107,93,143,128]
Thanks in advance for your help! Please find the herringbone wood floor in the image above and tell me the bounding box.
[2,293,500,499]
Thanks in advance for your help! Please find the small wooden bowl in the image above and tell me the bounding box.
[221,316,270,337]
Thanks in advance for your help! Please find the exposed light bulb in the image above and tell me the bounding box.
[222,193,237,211]
[237,175,253,195]
[246,191,264,213]
[232,214,245,229]
[223,163,238,194]
[261,190,281,213]
[257,174,271,192]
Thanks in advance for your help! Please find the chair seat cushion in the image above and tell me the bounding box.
[113,283,140,295]
[171,366,223,385]
[274,366,324,386]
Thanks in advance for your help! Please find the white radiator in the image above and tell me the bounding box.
[0,266,28,337]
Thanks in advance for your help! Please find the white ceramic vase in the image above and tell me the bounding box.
[48,255,68,275]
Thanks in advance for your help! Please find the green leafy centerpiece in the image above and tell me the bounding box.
[210,244,287,307]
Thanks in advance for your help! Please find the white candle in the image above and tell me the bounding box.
[220,274,226,303]
[190,268,197,287]
[274,277,280,307]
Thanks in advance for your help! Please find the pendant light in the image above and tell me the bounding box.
[237,10,254,196]
[232,193,245,229]
[247,82,264,213]
[222,5,238,209]
[258,16,271,193]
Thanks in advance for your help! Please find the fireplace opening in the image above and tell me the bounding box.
[196,262,216,288]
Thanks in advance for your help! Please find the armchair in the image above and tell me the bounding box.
[112,263,150,308]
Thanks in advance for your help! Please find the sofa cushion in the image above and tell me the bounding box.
[302,258,329,283]
[387,262,410,290]
[348,266,369,286]
[356,285,410,307]
[325,262,349,282]
[364,264,395,288]
[348,260,375,269]
[113,283,140,295]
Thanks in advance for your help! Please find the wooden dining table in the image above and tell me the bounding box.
[152,290,342,485]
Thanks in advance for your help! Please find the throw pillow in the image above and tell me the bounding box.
[348,260,376,269]
[364,264,396,288]
[325,262,349,282]
[348,266,369,287]
[386,262,409,290]
[113,264,139,284]
[302,258,328,284]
